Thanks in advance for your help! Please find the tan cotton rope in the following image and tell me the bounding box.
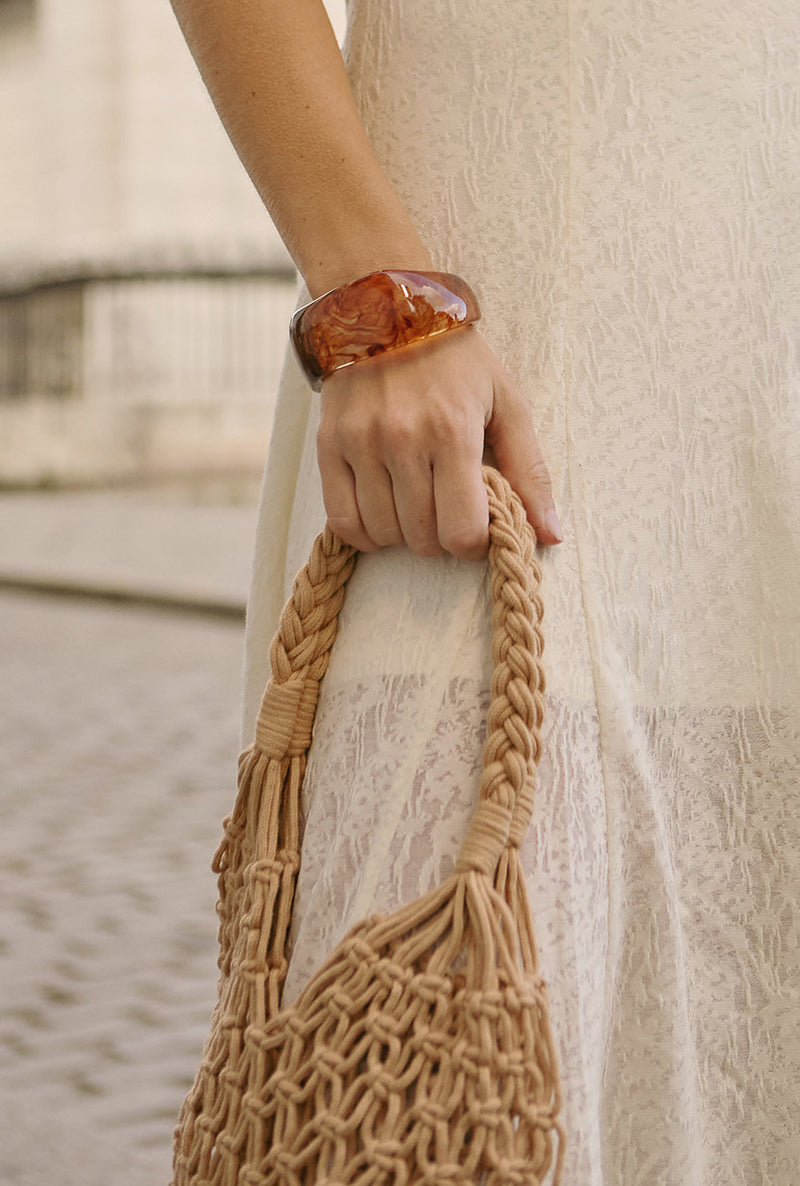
[172,466,564,1186]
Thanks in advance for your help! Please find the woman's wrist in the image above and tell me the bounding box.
[291,269,482,390]
[301,228,435,299]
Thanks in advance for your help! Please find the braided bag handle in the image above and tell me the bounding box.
[173,466,564,1186]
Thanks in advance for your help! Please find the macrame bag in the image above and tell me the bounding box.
[172,467,564,1186]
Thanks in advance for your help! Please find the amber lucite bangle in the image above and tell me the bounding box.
[289,269,481,391]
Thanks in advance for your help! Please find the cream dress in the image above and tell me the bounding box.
[240,1,800,1182]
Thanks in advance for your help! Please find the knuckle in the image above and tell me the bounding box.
[438,521,488,560]
[379,412,416,458]
[408,536,443,559]
[529,456,554,494]
[320,405,377,456]
[427,403,469,446]
[371,524,403,548]
[326,515,364,547]
[380,401,471,458]
[340,415,377,455]
[497,374,527,409]
[316,422,336,459]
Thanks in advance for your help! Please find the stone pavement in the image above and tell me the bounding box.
[0,485,262,1186]
[0,480,262,617]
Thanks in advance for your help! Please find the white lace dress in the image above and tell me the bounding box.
[240,2,800,1182]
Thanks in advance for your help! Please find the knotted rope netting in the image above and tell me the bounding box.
[172,466,564,1186]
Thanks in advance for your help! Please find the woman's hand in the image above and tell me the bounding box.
[317,326,563,559]
[169,3,552,560]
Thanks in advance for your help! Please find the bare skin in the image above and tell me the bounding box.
[169,0,563,557]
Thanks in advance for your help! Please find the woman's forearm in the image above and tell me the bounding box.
[169,0,433,295]
[170,0,562,556]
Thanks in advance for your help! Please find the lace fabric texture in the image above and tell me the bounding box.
[241,1,800,1182]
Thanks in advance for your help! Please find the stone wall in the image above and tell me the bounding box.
[0,0,289,276]
[0,0,346,485]
[0,270,297,486]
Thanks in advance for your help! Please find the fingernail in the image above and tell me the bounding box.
[544,509,564,543]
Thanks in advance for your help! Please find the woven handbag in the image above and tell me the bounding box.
[172,466,564,1186]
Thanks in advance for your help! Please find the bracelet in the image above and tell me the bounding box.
[289,269,481,391]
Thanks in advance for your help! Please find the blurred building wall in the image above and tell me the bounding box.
[0,0,350,486]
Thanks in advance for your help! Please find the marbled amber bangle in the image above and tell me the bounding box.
[289,270,481,391]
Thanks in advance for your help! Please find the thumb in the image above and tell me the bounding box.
[484,384,563,546]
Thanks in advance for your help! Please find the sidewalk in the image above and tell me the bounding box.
[0,483,261,1186]
[0,482,261,618]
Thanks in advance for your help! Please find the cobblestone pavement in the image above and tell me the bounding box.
[0,589,249,1186]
